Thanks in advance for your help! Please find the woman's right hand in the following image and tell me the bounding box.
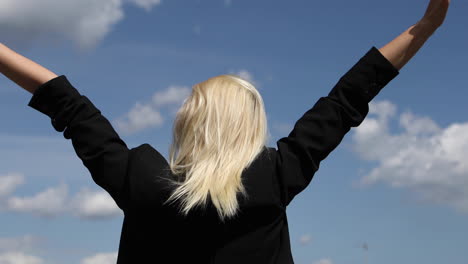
[419,0,451,29]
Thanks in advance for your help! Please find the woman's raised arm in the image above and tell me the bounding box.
[0,43,58,94]
[0,43,141,212]
[378,0,451,71]
[274,0,451,207]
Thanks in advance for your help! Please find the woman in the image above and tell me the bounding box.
[0,0,450,263]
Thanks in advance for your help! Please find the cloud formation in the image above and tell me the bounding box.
[228,69,259,89]
[313,258,333,264]
[114,84,190,135]
[351,100,468,213]
[6,183,69,218]
[69,187,122,220]
[0,174,121,219]
[0,251,44,264]
[130,0,162,12]
[0,0,163,51]
[0,235,45,254]
[0,235,46,264]
[81,252,118,264]
[114,101,165,135]
[0,173,25,197]
[152,85,191,107]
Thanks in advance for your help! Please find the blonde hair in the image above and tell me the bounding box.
[163,74,268,222]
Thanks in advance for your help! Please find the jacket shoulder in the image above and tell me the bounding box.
[126,143,171,209]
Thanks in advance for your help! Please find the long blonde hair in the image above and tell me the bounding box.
[164,74,268,222]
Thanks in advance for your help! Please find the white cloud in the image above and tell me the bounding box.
[0,251,44,264]
[114,84,190,135]
[0,235,46,264]
[227,69,264,91]
[81,252,118,264]
[0,173,25,197]
[299,234,312,245]
[224,0,232,7]
[130,0,161,12]
[236,70,254,83]
[70,188,121,219]
[0,0,162,51]
[6,183,68,218]
[0,134,133,220]
[313,258,333,264]
[351,100,468,213]
[0,235,45,253]
[114,101,164,135]
[229,69,257,86]
[3,181,122,219]
[152,85,191,107]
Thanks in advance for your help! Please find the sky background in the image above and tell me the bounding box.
[0,0,467,263]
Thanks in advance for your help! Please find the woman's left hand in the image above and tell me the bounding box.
[419,0,451,29]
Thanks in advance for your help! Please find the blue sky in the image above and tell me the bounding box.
[0,0,467,263]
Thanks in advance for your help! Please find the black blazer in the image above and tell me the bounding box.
[27,46,399,264]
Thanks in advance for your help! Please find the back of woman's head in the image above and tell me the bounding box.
[165,74,269,222]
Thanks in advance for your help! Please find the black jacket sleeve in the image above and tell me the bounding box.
[27,75,138,211]
[275,46,400,207]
